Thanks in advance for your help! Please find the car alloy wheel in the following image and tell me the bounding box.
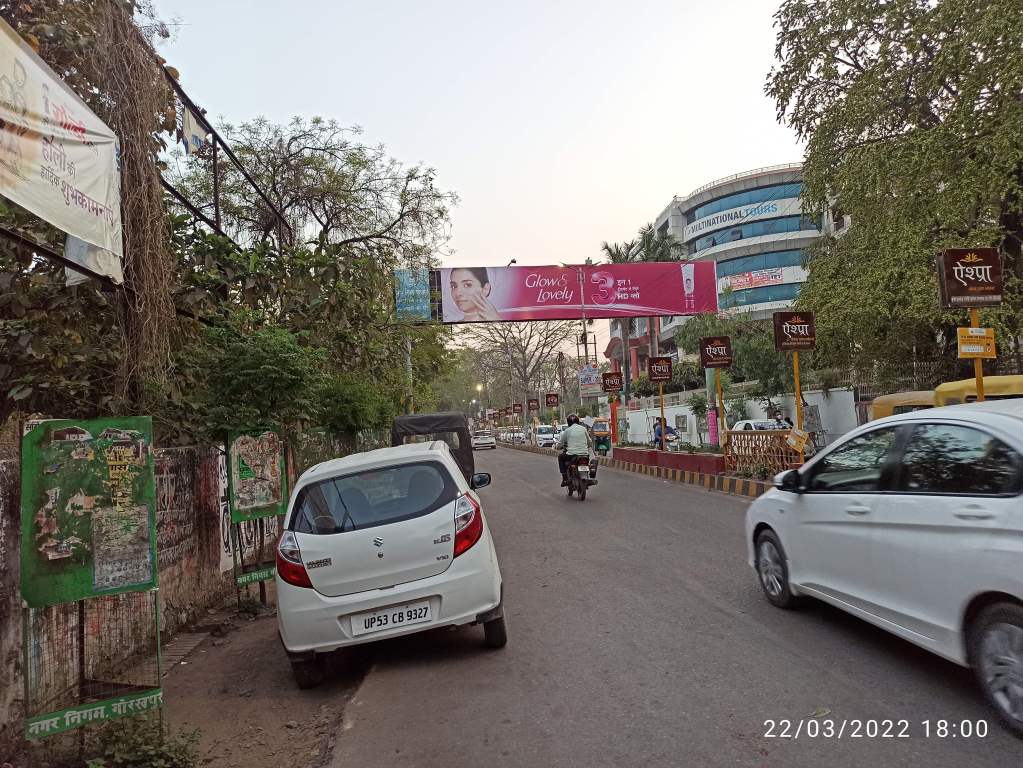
[979,621,1023,727]
[757,539,784,598]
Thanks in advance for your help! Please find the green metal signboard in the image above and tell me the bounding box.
[227,428,288,523]
[25,688,163,740]
[20,417,157,608]
[236,565,276,586]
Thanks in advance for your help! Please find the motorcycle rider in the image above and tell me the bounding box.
[556,413,592,487]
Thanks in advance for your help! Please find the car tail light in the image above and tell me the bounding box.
[276,530,312,588]
[453,493,483,558]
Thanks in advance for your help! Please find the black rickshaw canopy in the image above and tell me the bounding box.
[391,412,475,482]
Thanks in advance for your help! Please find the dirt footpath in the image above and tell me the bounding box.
[162,613,370,768]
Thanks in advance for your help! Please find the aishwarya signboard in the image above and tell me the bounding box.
[647,356,673,383]
[545,393,560,408]
[773,311,816,351]
[513,403,524,414]
[602,372,623,393]
[527,398,540,411]
[699,336,733,368]
[938,248,1003,309]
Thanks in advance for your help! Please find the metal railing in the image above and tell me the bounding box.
[681,163,804,202]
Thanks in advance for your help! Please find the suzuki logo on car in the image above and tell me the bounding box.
[373,537,384,547]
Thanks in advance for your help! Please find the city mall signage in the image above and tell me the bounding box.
[545,393,559,408]
[937,248,1003,308]
[773,311,816,351]
[394,262,718,323]
[699,336,733,368]
[601,372,623,393]
[647,356,673,383]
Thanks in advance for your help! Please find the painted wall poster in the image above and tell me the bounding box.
[20,417,156,608]
[227,428,287,523]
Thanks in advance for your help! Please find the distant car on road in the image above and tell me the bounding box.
[732,419,784,431]
[532,425,556,448]
[277,441,506,689]
[472,430,496,450]
[746,401,1023,737]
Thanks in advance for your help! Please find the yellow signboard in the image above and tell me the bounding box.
[786,428,809,452]
[957,327,996,359]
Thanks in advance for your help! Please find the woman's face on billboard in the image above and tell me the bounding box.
[450,269,491,314]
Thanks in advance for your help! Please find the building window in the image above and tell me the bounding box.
[691,215,817,253]
[716,249,805,277]
[690,183,802,221]
[719,282,802,308]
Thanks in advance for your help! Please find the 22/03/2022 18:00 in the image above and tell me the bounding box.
[762,718,990,739]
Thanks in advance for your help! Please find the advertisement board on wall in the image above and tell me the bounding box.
[683,197,803,243]
[720,268,784,292]
[227,428,287,523]
[20,417,156,608]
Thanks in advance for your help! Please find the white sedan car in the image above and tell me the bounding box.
[277,441,505,688]
[746,400,1023,736]
[472,430,497,450]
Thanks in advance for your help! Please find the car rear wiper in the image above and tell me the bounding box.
[330,479,358,532]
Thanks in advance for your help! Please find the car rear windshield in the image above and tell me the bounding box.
[401,431,462,449]
[291,461,458,535]
[475,431,492,437]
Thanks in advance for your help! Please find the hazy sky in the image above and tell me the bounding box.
[154,0,803,353]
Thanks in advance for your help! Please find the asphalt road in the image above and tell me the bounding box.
[329,447,1021,768]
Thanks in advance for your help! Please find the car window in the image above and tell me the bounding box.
[402,431,461,449]
[291,460,458,534]
[807,428,897,492]
[897,424,1020,495]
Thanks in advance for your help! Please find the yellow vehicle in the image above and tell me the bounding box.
[869,391,934,420]
[933,375,1023,406]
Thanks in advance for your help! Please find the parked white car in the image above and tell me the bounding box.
[746,400,1023,736]
[277,441,506,688]
[472,430,496,450]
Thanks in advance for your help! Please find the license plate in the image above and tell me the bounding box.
[350,600,432,637]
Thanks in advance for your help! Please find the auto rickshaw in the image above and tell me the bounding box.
[591,418,612,456]
[391,411,474,482]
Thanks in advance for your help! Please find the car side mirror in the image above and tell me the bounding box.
[773,469,802,493]
[471,472,491,490]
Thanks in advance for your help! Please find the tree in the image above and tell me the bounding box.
[767,0,1023,374]
[456,322,576,406]
[687,393,709,446]
[674,312,795,408]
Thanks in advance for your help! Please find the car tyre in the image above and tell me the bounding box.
[754,529,801,609]
[484,616,508,649]
[969,602,1023,738]
[290,656,326,689]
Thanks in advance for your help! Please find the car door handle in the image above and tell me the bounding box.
[845,505,871,516]
[955,510,994,520]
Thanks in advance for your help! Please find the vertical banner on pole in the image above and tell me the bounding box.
[647,357,672,451]
[773,313,816,463]
[700,337,733,438]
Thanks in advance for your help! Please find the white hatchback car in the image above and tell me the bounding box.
[746,401,1023,736]
[277,441,505,688]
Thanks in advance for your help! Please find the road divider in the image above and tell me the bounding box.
[495,441,768,499]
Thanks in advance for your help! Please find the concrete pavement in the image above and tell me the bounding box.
[329,447,1019,767]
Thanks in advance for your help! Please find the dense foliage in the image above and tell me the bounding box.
[768,0,1023,376]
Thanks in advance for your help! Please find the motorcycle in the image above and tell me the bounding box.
[566,454,598,501]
